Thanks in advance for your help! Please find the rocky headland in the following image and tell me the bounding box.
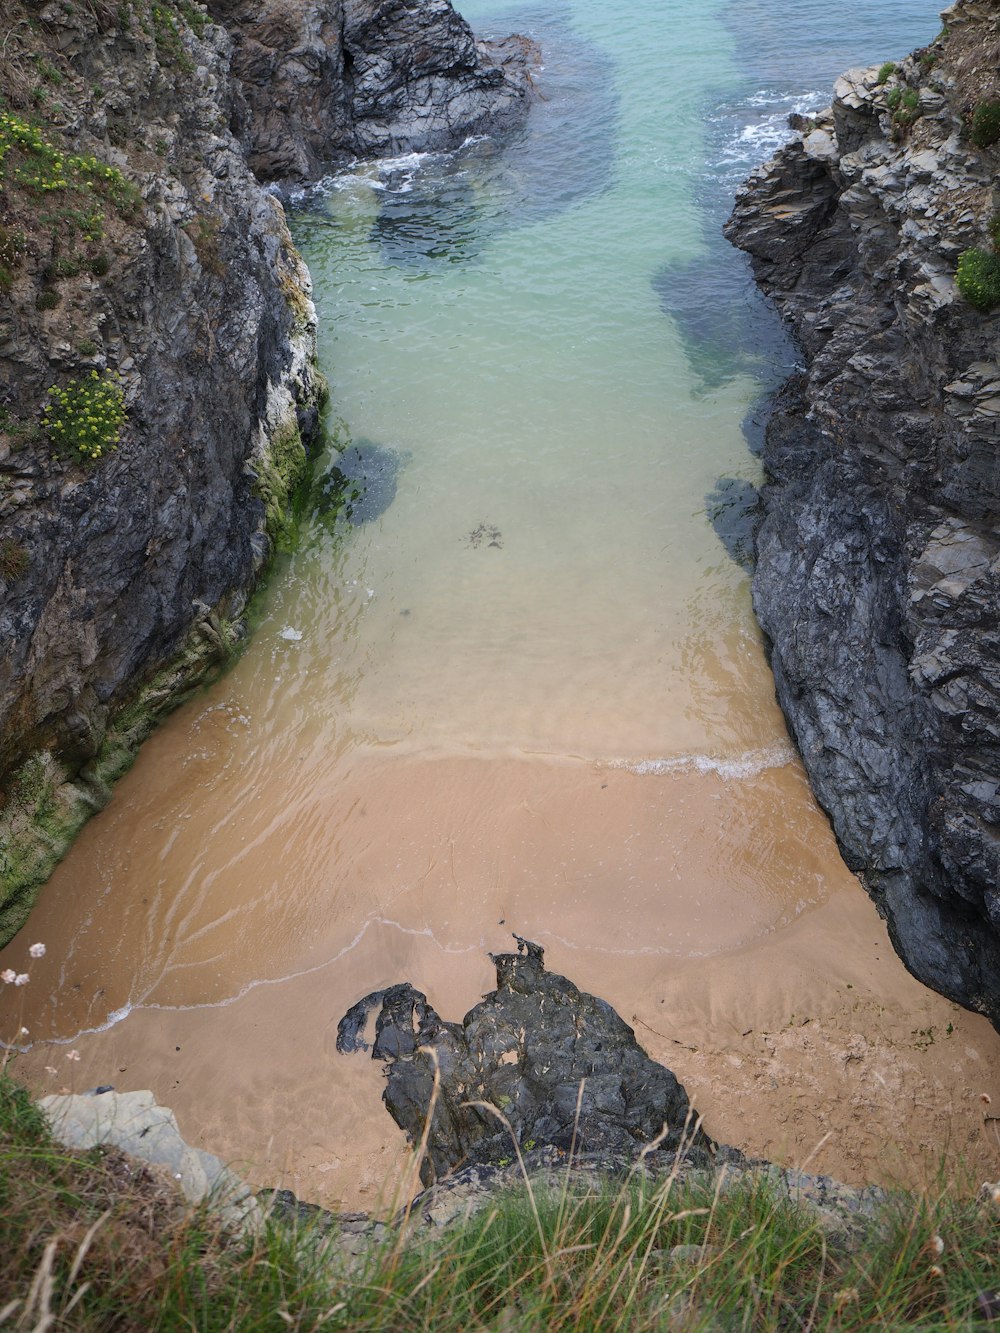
[0,0,536,945]
[726,0,1000,1028]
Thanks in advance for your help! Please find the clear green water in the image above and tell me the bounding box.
[272,0,942,764]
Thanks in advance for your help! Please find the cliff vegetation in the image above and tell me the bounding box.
[5,1064,1000,1331]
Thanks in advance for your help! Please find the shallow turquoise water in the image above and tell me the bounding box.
[273,0,942,764]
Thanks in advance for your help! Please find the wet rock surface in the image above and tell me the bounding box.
[726,8,1000,1025]
[338,937,716,1187]
[207,0,539,185]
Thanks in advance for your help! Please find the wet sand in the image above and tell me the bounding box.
[5,746,1000,1211]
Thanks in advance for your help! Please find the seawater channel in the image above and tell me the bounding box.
[7,0,1000,1207]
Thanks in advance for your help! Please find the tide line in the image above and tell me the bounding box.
[12,916,487,1052]
[605,742,796,781]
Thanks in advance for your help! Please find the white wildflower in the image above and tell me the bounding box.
[28,942,45,958]
[18,1027,28,1037]
[13,973,28,986]
[0,969,16,984]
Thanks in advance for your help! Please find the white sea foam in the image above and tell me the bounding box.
[24,916,485,1049]
[607,743,796,781]
[711,88,830,181]
[279,625,303,641]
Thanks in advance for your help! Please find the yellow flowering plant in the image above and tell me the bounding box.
[42,370,127,462]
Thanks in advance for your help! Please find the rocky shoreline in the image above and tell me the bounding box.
[0,0,536,945]
[726,0,1000,1029]
[38,940,890,1248]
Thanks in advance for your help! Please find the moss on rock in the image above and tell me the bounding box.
[0,611,242,947]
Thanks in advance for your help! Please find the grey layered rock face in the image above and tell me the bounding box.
[725,8,1000,1025]
[339,937,716,1187]
[207,0,539,183]
[41,1089,261,1231]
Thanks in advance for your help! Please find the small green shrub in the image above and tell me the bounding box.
[888,86,921,131]
[35,288,59,310]
[876,61,897,84]
[0,111,140,214]
[77,337,99,356]
[90,251,110,276]
[42,369,127,461]
[44,255,81,280]
[32,57,63,86]
[175,0,208,36]
[956,247,1000,311]
[971,99,1000,148]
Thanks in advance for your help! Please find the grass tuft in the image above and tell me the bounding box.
[2,1064,1000,1329]
[971,99,1000,149]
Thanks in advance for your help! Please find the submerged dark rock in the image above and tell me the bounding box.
[318,440,407,525]
[725,11,1000,1026]
[338,936,716,1187]
[705,477,759,572]
[653,248,793,393]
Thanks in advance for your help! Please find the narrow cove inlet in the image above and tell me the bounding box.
[5,0,1000,1209]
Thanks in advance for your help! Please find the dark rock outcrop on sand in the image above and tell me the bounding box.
[725,3,1000,1026]
[339,936,716,1187]
[206,0,538,184]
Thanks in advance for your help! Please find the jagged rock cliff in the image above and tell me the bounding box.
[0,0,535,944]
[207,0,538,183]
[726,1,1000,1025]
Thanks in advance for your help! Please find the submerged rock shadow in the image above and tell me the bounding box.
[301,9,619,272]
[314,437,410,526]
